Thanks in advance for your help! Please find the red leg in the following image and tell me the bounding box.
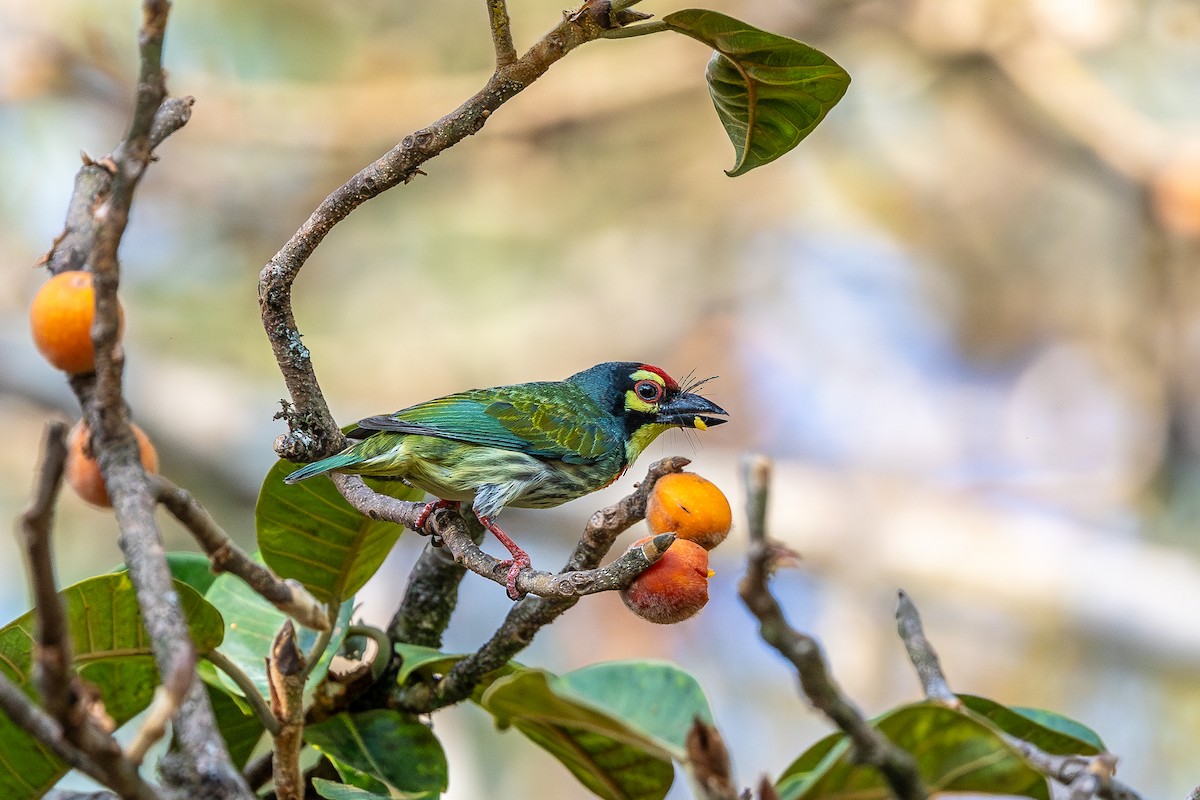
[478,515,530,600]
[415,499,460,531]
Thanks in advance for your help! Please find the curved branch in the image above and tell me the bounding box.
[260,0,635,463]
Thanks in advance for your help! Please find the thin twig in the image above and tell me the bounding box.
[203,650,281,736]
[268,622,307,800]
[895,586,1144,800]
[393,457,689,713]
[485,0,517,67]
[737,454,927,800]
[153,475,330,631]
[20,422,74,724]
[894,590,958,705]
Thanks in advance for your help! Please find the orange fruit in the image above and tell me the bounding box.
[620,536,711,624]
[66,421,159,508]
[646,471,732,550]
[29,270,123,374]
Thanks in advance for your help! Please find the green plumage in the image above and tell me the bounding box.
[284,361,727,595]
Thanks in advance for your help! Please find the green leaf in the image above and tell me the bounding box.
[305,710,447,799]
[206,683,264,769]
[662,9,850,176]
[0,573,224,800]
[311,778,394,800]
[257,457,424,606]
[113,551,218,595]
[479,661,713,800]
[393,643,521,694]
[960,695,1104,754]
[203,564,353,702]
[775,702,1049,800]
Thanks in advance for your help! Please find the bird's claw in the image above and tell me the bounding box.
[497,555,532,601]
[415,499,459,533]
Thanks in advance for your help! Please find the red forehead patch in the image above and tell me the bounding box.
[639,364,679,391]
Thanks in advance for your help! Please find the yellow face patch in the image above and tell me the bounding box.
[624,368,669,415]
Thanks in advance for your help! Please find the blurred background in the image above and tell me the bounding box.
[4,0,1200,796]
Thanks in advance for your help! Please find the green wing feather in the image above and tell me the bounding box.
[353,383,618,464]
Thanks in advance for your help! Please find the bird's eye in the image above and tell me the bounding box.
[634,380,663,403]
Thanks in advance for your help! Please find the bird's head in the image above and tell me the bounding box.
[569,362,728,464]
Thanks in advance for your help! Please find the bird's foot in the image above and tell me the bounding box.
[479,515,531,601]
[496,554,532,601]
[415,499,460,533]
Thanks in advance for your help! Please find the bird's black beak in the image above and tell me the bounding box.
[656,391,729,430]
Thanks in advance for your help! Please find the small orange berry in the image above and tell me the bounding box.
[65,421,159,508]
[646,472,732,550]
[620,536,711,624]
[29,271,123,375]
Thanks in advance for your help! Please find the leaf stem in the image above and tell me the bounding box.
[347,625,393,681]
[204,651,281,736]
[600,20,668,39]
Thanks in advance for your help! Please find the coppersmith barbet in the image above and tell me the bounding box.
[284,361,728,598]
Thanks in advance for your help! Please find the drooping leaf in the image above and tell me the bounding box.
[203,564,352,702]
[479,661,713,800]
[961,695,1104,754]
[305,710,447,800]
[0,573,223,800]
[663,9,850,176]
[775,702,1049,800]
[257,457,423,606]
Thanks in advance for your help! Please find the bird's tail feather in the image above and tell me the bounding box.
[284,452,361,484]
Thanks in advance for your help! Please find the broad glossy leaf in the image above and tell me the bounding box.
[663,9,850,176]
[203,565,353,702]
[0,574,223,800]
[257,457,423,605]
[480,661,713,800]
[305,710,447,799]
[775,702,1049,800]
[961,695,1104,754]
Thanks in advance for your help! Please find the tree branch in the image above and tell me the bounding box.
[392,457,688,713]
[737,455,927,800]
[151,475,330,631]
[17,422,163,800]
[893,590,958,706]
[268,623,307,800]
[38,1,249,793]
[20,422,74,725]
[485,0,517,67]
[260,0,641,464]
